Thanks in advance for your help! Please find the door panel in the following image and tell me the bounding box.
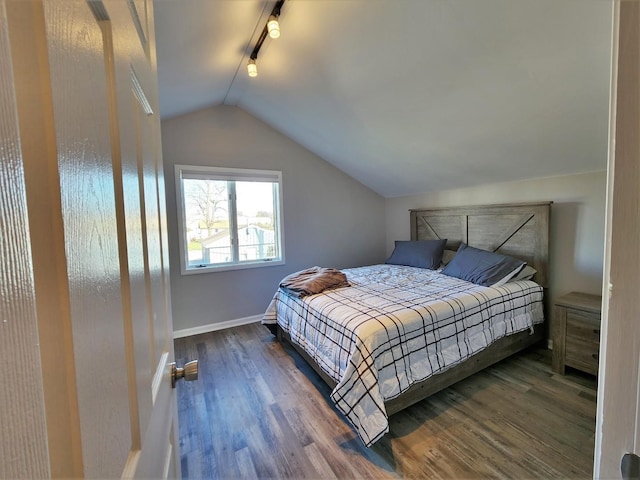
[99,7,156,448]
[107,0,178,477]
[1,0,178,477]
[0,1,50,477]
[43,1,131,475]
[134,89,166,372]
[595,1,640,477]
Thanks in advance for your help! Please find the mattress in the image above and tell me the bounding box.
[262,264,544,446]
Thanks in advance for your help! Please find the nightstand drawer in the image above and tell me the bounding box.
[566,310,601,343]
[552,291,602,376]
[566,336,599,375]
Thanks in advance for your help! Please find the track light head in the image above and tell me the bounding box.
[267,15,280,39]
[247,58,258,77]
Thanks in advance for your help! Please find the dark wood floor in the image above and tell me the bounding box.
[174,322,597,479]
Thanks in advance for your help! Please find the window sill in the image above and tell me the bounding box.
[180,258,285,275]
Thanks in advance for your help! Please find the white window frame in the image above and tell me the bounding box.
[174,164,285,275]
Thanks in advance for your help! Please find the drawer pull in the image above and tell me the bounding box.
[592,353,599,360]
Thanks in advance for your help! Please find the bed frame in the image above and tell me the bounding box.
[277,202,552,417]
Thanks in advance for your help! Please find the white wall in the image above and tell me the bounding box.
[385,170,607,337]
[162,106,386,332]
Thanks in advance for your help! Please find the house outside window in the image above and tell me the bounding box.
[175,165,285,274]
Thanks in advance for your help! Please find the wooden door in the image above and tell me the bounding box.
[595,1,640,477]
[0,0,179,477]
[0,1,50,476]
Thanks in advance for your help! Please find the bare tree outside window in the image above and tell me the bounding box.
[183,179,228,237]
[183,179,231,265]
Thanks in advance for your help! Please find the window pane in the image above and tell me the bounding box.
[176,165,284,274]
[235,181,278,262]
[182,178,232,266]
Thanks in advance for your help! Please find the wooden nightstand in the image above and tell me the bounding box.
[552,292,602,376]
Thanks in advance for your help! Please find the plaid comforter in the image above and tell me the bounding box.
[262,264,544,446]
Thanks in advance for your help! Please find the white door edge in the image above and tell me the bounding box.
[121,450,141,479]
[152,351,169,404]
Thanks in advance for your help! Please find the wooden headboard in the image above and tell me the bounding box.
[410,202,552,288]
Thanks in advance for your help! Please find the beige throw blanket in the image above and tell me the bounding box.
[279,266,350,297]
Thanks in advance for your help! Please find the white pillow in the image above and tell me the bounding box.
[490,264,527,287]
[512,265,537,282]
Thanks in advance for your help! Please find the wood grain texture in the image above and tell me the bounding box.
[102,0,179,476]
[552,304,568,375]
[175,323,597,479]
[0,2,50,477]
[98,6,146,455]
[410,202,551,288]
[555,292,603,313]
[105,0,154,446]
[43,1,130,475]
[5,0,86,476]
[552,292,602,376]
[2,1,176,476]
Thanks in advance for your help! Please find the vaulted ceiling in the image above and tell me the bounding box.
[154,0,612,198]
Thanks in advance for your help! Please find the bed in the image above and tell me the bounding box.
[262,202,551,446]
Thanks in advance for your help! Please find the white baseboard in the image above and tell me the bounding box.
[173,314,263,339]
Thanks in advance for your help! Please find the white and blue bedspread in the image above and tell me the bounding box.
[262,264,544,446]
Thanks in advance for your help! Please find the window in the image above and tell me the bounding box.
[175,165,285,274]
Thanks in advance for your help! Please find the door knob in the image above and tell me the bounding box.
[622,452,640,480]
[170,360,198,388]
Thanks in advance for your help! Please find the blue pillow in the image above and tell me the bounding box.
[386,239,447,269]
[441,243,526,287]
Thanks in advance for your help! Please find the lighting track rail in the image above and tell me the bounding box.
[247,0,285,77]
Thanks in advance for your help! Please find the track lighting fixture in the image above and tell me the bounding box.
[246,0,285,77]
[267,15,280,39]
[247,58,258,77]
